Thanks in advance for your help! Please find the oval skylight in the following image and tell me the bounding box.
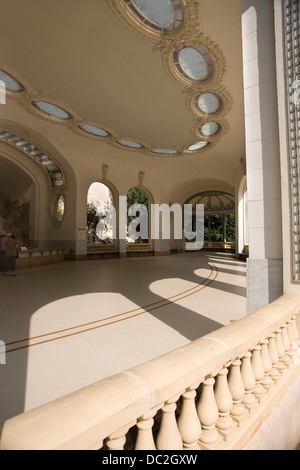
[201,122,219,136]
[56,196,65,222]
[80,124,110,137]
[117,139,143,148]
[198,93,221,114]
[151,148,177,154]
[0,70,23,91]
[132,0,175,27]
[179,47,208,81]
[188,141,208,151]
[33,101,71,120]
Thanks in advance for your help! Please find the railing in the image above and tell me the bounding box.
[126,243,152,252]
[203,241,236,251]
[87,243,116,254]
[16,248,64,268]
[0,293,300,450]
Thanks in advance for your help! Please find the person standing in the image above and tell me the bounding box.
[0,234,6,272]
[4,233,18,276]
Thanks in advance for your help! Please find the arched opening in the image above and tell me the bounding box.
[126,187,151,253]
[0,154,35,249]
[87,182,116,256]
[238,177,248,256]
[184,190,236,251]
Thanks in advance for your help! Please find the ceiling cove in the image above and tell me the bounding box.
[0,0,231,157]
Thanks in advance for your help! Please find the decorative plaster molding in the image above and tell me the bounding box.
[102,164,109,181]
[0,0,232,157]
[0,125,66,190]
[139,171,145,187]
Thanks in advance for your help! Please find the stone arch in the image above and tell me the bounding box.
[87,180,118,254]
[0,144,43,247]
[125,185,153,252]
[0,124,77,256]
[184,189,236,251]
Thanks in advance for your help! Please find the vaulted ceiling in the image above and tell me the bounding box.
[0,0,245,163]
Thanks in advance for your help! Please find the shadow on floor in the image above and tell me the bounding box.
[0,251,246,422]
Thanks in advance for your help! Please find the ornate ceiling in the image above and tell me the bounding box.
[0,0,245,159]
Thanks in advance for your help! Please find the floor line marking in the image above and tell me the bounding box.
[6,263,218,353]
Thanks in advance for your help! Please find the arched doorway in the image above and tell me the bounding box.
[0,154,35,247]
[184,190,236,251]
[238,177,248,256]
[87,182,116,256]
[126,187,151,254]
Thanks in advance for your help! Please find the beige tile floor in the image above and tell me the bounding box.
[0,251,246,422]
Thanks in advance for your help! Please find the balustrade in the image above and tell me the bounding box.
[1,293,300,451]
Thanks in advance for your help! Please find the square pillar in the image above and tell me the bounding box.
[242,0,283,313]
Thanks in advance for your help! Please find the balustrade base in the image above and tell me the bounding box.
[198,434,224,450]
[253,387,268,404]
[231,408,249,427]
[219,361,300,450]
[216,421,237,442]
[243,397,258,414]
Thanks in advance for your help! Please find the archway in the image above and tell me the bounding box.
[0,154,36,248]
[87,182,116,256]
[238,176,248,256]
[126,187,151,254]
[184,190,236,251]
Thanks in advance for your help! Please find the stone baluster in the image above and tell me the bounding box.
[268,333,283,380]
[177,383,202,450]
[240,352,257,411]
[275,328,289,373]
[214,366,235,438]
[291,315,299,342]
[281,323,291,351]
[197,376,220,447]
[135,407,159,450]
[106,423,134,450]
[260,339,274,390]
[289,316,300,362]
[281,323,293,366]
[156,397,182,450]
[287,319,295,346]
[251,345,267,401]
[228,359,247,424]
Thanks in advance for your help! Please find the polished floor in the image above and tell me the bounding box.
[0,251,246,422]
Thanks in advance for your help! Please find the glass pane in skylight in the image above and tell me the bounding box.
[179,48,208,81]
[118,139,143,148]
[132,0,175,27]
[188,141,208,151]
[151,148,177,154]
[34,101,71,119]
[80,124,109,137]
[201,122,219,136]
[0,70,22,91]
[198,93,220,114]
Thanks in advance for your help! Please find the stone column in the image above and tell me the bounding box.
[242,0,283,314]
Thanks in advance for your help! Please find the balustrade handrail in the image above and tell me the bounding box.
[0,293,300,450]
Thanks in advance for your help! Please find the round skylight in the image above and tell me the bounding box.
[201,122,219,136]
[33,101,71,120]
[178,47,213,82]
[0,70,23,91]
[131,0,175,27]
[80,124,110,137]
[188,141,208,151]
[198,93,221,114]
[117,139,143,148]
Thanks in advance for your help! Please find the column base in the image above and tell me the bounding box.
[247,258,283,315]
